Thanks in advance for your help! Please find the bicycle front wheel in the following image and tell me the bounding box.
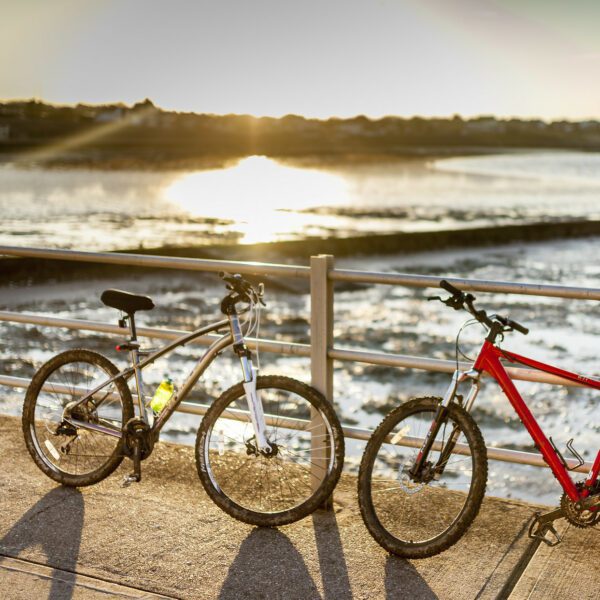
[196,375,344,526]
[358,397,487,558]
[22,349,134,487]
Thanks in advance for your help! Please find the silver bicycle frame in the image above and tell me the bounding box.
[66,310,266,442]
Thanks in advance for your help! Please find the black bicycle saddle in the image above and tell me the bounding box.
[100,289,155,314]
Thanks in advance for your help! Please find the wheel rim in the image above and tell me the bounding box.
[204,385,336,515]
[30,359,125,477]
[368,406,475,546]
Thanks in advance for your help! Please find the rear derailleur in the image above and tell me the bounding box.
[121,417,155,487]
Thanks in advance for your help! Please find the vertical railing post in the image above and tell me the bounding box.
[310,254,334,508]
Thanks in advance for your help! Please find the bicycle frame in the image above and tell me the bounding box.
[65,311,268,446]
[434,340,600,503]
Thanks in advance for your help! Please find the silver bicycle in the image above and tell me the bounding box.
[22,273,344,526]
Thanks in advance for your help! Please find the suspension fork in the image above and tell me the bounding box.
[410,369,481,479]
[228,313,270,452]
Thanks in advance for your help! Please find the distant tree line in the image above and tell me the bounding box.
[0,99,598,165]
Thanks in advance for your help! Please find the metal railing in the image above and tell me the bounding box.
[1,244,598,474]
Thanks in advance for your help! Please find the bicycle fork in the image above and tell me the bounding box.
[411,369,481,480]
[229,314,271,453]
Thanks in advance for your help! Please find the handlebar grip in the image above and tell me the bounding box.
[440,279,463,296]
[497,314,529,335]
[510,320,529,335]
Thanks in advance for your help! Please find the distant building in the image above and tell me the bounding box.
[0,125,10,141]
[95,108,124,123]
[465,118,505,133]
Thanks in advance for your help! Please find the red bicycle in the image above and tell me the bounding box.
[358,280,600,558]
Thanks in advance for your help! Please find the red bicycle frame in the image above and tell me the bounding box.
[473,341,600,502]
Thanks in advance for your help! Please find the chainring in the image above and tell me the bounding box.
[560,482,600,528]
[123,417,154,460]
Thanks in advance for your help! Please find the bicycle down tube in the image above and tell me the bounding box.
[414,341,600,503]
[473,341,600,502]
[65,318,240,439]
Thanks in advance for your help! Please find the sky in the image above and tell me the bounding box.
[1,0,599,120]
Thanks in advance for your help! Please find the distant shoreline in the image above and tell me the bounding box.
[1,146,592,172]
[3,100,599,171]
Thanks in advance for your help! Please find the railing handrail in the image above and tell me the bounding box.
[3,244,600,300]
[0,245,311,279]
[331,268,600,300]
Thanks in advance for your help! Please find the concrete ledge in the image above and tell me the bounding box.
[0,415,595,599]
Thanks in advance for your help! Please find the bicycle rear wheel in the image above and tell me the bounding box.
[358,397,487,558]
[23,349,133,486]
[196,375,344,526]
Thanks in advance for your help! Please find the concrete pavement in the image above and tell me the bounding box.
[0,415,597,599]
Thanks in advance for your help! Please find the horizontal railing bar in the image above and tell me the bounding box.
[330,269,600,300]
[0,311,311,358]
[3,374,314,435]
[0,245,311,279]
[0,374,591,473]
[329,347,586,387]
[0,311,585,387]
[4,245,600,300]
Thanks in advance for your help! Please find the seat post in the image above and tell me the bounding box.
[127,313,138,342]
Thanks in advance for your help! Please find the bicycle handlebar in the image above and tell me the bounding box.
[440,279,463,296]
[219,272,265,313]
[496,314,529,335]
[435,280,529,336]
[220,271,253,295]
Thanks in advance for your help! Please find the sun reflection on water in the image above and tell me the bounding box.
[163,155,349,243]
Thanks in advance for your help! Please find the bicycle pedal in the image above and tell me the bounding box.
[121,473,141,488]
[528,511,563,547]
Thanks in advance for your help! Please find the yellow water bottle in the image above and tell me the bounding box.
[150,376,174,414]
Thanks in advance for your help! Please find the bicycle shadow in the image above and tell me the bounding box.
[0,486,84,600]
[218,527,321,600]
[384,555,440,600]
[311,509,353,599]
[312,509,438,600]
[219,509,437,600]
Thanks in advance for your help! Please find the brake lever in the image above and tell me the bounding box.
[444,296,465,310]
[427,295,442,302]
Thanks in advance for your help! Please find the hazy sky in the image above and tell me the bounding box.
[1,0,599,119]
